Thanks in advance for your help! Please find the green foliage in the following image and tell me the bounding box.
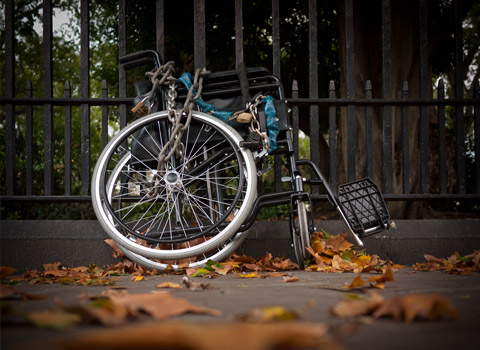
[1,0,479,219]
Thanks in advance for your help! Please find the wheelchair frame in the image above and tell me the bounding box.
[91,50,390,269]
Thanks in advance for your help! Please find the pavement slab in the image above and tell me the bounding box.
[1,268,480,350]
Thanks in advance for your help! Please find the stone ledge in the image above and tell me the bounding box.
[1,219,479,271]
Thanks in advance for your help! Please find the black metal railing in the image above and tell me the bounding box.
[1,0,479,206]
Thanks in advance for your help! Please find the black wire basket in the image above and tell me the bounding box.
[337,178,390,237]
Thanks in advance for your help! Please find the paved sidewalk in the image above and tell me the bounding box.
[2,268,480,350]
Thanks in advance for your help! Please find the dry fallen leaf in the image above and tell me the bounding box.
[368,265,395,289]
[106,290,221,320]
[282,275,299,283]
[59,322,340,350]
[130,276,145,282]
[104,239,126,258]
[331,291,384,318]
[0,266,17,279]
[27,310,82,330]
[345,273,366,289]
[236,306,299,322]
[156,282,182,289]
[332,291,458,323]
[414,251,480,274]
[373,293,459,322]
[182,276,215,291]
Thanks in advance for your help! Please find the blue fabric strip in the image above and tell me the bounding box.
[178,72,279,151]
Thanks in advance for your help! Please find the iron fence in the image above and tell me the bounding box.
[1,0,479,207]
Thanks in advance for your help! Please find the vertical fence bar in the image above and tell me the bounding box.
[418,0,429,193]
[26,81,33,196]
[454,0,466,194]
[381,0,393,193]
[272,0,282,192]
[345,0,355,182]
[292,80,300,159]
[5,0,15,195]
[64,81,72,196]
[101,80,108,149]
[194,0,206,69]
[329,80,337,186]
[43,0,54,195]
[234,0,244,66]
[402,81,410,194]
[156,0,165,59]
[119,0,127,129]
[474,80,480,194]
[365,80,373,180]
[272,0,280,77]
[80,0,90,195]
[437,79,446,194]
[308,0,320,182]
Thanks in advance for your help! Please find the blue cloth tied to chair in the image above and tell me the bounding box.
[178,72,279,151]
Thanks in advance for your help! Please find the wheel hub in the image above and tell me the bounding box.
[164,171,182,192]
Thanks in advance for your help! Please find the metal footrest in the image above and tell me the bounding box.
[337,178,390,237]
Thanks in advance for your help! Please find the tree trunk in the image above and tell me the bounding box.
[337,0,424,218]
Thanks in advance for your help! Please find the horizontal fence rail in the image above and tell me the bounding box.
[1,0,480,209]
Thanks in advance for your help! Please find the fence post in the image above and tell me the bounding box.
[419,0,429,193]
[80,0,91,195]
[194,0,206,69]
[43,0,54,195]
[26,81,33,196]
[365,80,373,180]
[64,81,72,196]
[474,80,480,194]
[382,0,393,193]
[5,0,15,195]
[437,79,446,194]
[329,80,337,186]
[402,81,410,194]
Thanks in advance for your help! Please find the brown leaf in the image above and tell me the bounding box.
[368,265,395,289]
[182,276,214,290]
[282,275,299,283]
[59,322,340,350]
[236,306,299,322]
[156,282,182,289]
[27,310,82,330]
[331,291,384,318]
[373,294,458,322]
[106,291,221,320]
[104,239,125,258]
[64,298,129,326]
[0,266,17,278]
[345,273,366,289]
[324,233,353,253]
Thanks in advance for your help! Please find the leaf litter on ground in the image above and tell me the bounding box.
[331,290,458,323]
[413,250,480,274]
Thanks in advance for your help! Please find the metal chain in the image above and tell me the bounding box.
[154,67,210,175]
[248,94,270,150]
[140,63,210,197]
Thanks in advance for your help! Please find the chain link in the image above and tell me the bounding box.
[248,94,270,150]
[140,62,210,196]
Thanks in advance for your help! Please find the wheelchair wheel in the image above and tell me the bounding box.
[92,110,256,260]
[291,201,311,269]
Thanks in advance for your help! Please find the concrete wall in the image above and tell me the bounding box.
[1,219,479,272]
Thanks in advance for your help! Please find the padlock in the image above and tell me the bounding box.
[236,112,253,123]
[131,96,152,117]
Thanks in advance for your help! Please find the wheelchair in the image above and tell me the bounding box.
[91,50,390,270]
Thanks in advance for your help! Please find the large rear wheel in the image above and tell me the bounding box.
[92,111,256,260]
